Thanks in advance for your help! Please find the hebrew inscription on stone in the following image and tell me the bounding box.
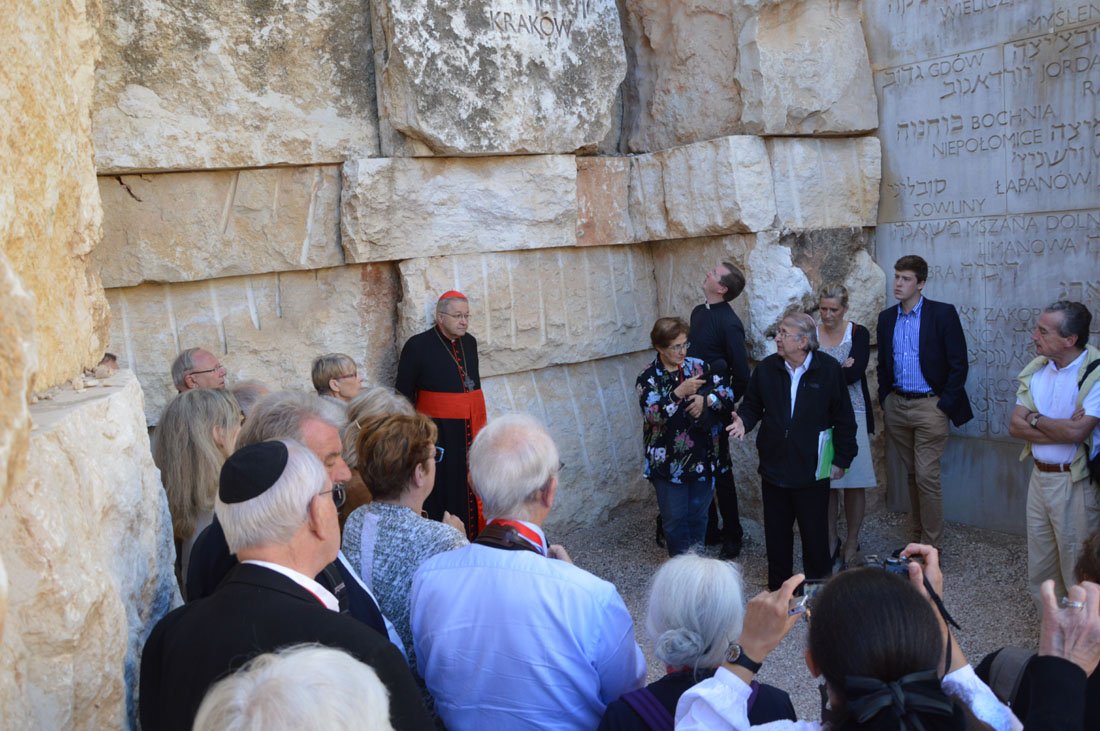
[867,1,1099,443]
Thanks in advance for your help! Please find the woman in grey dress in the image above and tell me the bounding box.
[342,412,468,671]
[816,285,877,569]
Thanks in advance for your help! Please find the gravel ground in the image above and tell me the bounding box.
[556,497,1038,721]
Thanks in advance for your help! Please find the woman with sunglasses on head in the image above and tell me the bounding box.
[342,412,468,672]
[637,317,736,556]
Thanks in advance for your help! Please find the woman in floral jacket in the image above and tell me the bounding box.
[637,317,736,556]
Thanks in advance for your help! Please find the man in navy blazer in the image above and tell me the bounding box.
[877,255,972,547]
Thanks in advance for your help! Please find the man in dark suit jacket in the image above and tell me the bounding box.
[139,440,432,731]
[185,391,398,649]
[876,254,972,548]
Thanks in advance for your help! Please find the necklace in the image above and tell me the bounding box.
[435,328,476,390]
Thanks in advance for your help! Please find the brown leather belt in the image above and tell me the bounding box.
[1034,459,1072,474]
[895,390,937,400]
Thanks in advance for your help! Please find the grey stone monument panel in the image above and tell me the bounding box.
[1002,25,1100,213]
[876,46,1008,224]
[867,1,1100,534]
[886,437,1032,533]
[877,210,1100,441]
[863,1,1100,68]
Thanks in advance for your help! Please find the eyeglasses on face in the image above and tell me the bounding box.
[665,341,691,353]
[188,364,226,376]
[317,483,347,509]
[434,446,445,463]
[775,331,802,341]
[333,372,359,382]
[440,311,470,321]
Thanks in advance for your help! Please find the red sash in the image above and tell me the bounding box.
[416,389,488,436]
[416,389,488,533]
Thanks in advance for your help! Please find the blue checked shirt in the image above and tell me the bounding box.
[892,297,933,394]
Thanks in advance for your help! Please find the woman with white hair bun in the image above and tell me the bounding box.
[598,554,796,730]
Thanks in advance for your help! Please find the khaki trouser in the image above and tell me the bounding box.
[1027,467,1100,600]
[884,393,949,547]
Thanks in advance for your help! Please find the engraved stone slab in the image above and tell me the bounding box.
[863,0,1100,68]
[105,265,399,425]
[738,0,877,136]
[0,372,179,730]
[371,0,627,155]
[482,350,653,530]
[866,0,1100,532]
[95,167,344,288]
[767,137,881,230]
[876,210,1100,440]
[341,156,577,262]
[397,245,658,377]
[93,0,379,172]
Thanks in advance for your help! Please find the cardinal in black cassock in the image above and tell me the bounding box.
[395,290,486,540]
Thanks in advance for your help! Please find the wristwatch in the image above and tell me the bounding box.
[1029,412,1041,428]
[724,643,763,673]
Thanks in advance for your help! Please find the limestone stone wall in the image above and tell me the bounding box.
[93,0,887,534]
[2,4,183,728]
[2,0,893,724]
[0,373,179,729]
[1,0,109,392]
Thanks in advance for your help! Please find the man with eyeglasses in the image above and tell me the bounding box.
[727,312,857,591]
[171,347,227,392]
[396,290,487,540]
[139,440,432,731]
[186,392,403,657]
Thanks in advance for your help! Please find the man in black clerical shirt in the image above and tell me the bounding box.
[688,262,751,558]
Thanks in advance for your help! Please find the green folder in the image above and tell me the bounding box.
[816,428,835,481]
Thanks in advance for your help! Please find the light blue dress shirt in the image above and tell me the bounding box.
[410,528,646,731]
[892,297,934,394]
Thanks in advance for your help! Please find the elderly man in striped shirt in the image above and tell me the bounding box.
[876,255,973,548]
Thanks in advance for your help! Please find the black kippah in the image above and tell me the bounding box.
[219,441,289,504]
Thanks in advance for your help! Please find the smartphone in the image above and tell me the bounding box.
[788,579,827,616]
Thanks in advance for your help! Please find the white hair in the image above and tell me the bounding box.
[468,413,559,522]
[192,644,394,731]
[645,553,745,670]
[216,440,327,553]
[237,392,345,449]
[782,311,819,352]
